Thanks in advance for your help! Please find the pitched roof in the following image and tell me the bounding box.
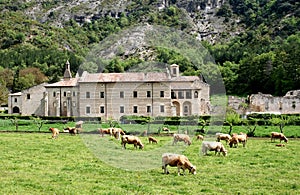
[45,78,79,87]
[79,72,171,83]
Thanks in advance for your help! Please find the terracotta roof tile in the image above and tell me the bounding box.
[45,78,79,87]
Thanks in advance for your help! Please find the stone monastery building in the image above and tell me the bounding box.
[8,61,211,120]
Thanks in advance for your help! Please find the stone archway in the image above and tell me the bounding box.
[12,106,20,114]
[172,101,180,116]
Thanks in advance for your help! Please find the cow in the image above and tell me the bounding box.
[173,134,192,146]
[162,127,170,133]
[112,127,125,140]
[201,141,227,156]
[121,135,144,149]
[148,136,158,144]
[63,126,77,135]
[228,135,239,148]
[49,127,59,139]
[229,132,247,148]
[216,133,232,144]
[196,135,204,141]
[99,128,114,137]
[162,153,196,176]
[271,132,288,143]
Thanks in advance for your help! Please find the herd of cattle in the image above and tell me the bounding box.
[49,126,289,176]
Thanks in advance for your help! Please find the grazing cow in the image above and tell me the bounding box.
[49,127,59,139]
[228,135,239,148]
[63,126,77,135]
[229,132,248,147]
[121,135,144,149]
[173,134,192,146]
[99,128,113,137]
[162,153,196,176]
[201,141,227,156]
[216,133,232,143]
[148,136,158,144]
[162,127,170,133]
[196,135,204,141]
[271,132,288,143]
[112,128,125,140]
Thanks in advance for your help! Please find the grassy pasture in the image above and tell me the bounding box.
[1,118,300,138]
[0,132,299,194]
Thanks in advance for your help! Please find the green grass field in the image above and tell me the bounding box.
[0,132,299,194]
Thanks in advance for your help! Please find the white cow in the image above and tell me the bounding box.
[202,141,227,156]
[173,134,192,145]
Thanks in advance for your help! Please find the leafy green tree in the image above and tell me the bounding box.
[225,109,241,135]
[269,115,289,133]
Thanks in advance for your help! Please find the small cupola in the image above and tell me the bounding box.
[170,64,179,77]
[63,60,72,80]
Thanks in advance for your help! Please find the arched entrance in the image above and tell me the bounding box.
[172,101,180,116]
[12,106,20,114]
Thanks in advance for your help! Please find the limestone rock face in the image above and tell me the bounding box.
[15,0,241,43]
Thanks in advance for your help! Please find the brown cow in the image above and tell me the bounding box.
[112,128,125,140]
[196,135,204,141]
[173,134,192,146]
[229,132,247,147]
[64,126,77,135]
[121,135,144,149]
[271,132,288,143]
[162,153,196,176]
[99,128,113,137]
[148,136,158,144]
[216,133,231,144]
[49,127,59,139]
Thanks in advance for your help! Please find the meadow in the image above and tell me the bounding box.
[0,129,299,194]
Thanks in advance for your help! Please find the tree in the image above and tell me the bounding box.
[269,115,289,133]
[225,109,241,135]
[31,116,44,132]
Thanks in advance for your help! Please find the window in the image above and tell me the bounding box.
[133,91,138,98]
[63,101,67,107]
[27,94,30,100]
[100,92,104,98]
[147,106,151,113]
[53,92,56,97]
[194,91,198,98]
[160,105,165,113]
[171,91,176,99]
[73,91,76,96]
[120,91,124,98]
[63,91,66,97]
[160,91,164,98]
[147,91,151,98]
[86,106,91,114]
[100,106,105,113]
[184,105,188,113]
[178,91,184,99]
[186,91,191,99]
[172,68,176,75]
[292,101,296,109]
[120,106,124,113]
[14,98,17,103]
[86,92,90,99]
[133,106,138,113]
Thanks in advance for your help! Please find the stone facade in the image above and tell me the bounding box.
[8,83,47,116]
[248,91,300,114]
[8,62,211,120]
